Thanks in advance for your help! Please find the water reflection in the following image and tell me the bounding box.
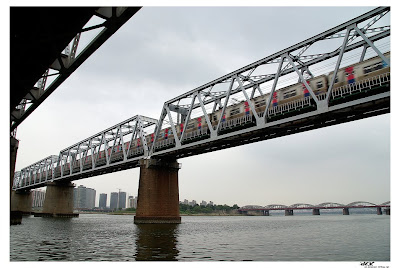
[34,217,74,261]
[134,224,179,261]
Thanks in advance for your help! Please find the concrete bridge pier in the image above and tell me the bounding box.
[40,182,78,217]
[384,208,390,215]
[10,190,32,223]
[377,207,382,215]
[263,210,270,216]
[134,158,181,224]
[285,209,294,216]
[312,208,320,215]
[10,136,24,225]
[343,208,350,215]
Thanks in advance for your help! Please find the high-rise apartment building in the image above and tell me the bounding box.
[127,196,138,209]
[99,193,107,208]
[110,192,118,210]
[118,192,126,209]
[74,185,96,209]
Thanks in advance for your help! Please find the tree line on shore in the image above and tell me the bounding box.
[123,203,240,214]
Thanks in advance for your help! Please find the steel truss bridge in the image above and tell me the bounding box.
[239,201,390,212]
[13,7,390,191]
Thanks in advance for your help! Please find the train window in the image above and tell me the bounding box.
[316,81,324,89]
[283,89,297,99]
[364,62,383,74]
[230,108,240,116]
[255,99,266,108]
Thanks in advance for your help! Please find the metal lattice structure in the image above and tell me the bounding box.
[11,7,141,134]
[14,115,157,189]
[238,201,391,211]
[13,7,390,191]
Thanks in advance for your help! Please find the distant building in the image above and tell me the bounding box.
[99,193,107,209]
[74,185,96,209]
[208,201,214,206]
[110,192,118,210]
[128,196,137,209]
[183,199,189,205]
[119,192,127,209]
[32,189,46,208]
[189,200,197,206]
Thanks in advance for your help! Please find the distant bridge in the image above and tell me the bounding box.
[239,201,390,215]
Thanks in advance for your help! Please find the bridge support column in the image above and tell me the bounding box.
[134,159,181,224]
[285,209,294,216]
[10,137,24,225]
[343,208,350,215]
[384,208,390,215]
[263,210,270,216]
[10,190,32,223]
[377,207,382,215]
[312,208,320,215]
[40,182,78,218]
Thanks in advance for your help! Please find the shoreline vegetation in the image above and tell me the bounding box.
[77,203,241,216]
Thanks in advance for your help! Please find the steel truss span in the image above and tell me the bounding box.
[13,7,390,191]
[239,201,391,211]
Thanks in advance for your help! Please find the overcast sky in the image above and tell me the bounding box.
[13,6,391,207]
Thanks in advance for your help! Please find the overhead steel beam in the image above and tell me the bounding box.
[11,7,142,132]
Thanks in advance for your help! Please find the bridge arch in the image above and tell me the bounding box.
[346,201,377,207]
[266,204,288,209]
[289,203,315,208]
[316,202,345,208]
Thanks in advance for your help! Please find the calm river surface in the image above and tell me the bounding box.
[10,213,389,261]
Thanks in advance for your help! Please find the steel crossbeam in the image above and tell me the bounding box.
[13,7,390,191]
[11,7,142,133]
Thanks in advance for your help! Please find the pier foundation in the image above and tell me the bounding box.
[40,182,78,217]
[384,208,390,215]
[285,209,294,216]
[10,190,32,215]
[343,208,350,215]
[263,210,270,216]
[312,208,320,215]
[377,207,382,215]
[134,159,181,224]
[10,137,24,225]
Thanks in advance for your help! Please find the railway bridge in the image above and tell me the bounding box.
[239,201,391,216]
[11,7,390,224]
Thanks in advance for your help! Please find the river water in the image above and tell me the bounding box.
[10,213,390,262]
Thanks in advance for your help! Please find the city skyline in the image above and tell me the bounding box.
[13,6,391,207]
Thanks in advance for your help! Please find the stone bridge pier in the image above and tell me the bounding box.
[40,181,78,218]
[134,158,181,224]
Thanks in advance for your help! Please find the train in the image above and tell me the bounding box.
[48,52,389,179]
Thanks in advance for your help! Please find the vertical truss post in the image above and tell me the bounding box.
[215,77,236,136]
[326,26,352,104]
[179,94,196,144]
[237,77,262,126]
[126,121,138,159]
[197,93,215,137]
[137,116,150,157]
[119,126,127,161]
[165,105,182,147]
[150,109,168,156]
[286,54,319,104]
[263,56,285,120]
